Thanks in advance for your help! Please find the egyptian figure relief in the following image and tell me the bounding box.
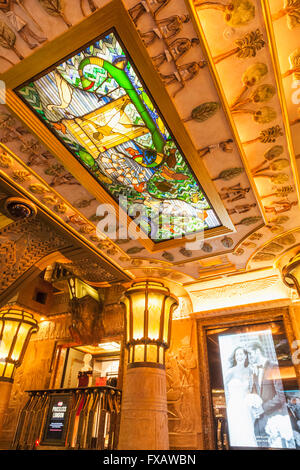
[16,31,220,242]
[166,344,197,433]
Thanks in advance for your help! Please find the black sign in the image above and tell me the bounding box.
[42,393,71,446]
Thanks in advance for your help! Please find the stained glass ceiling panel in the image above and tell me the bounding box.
[15,30,221,242]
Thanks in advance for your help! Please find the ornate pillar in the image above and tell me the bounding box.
[118,281,178,450]
[0,381,12,435]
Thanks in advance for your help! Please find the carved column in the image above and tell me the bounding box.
[118,365,169,450]
[0,382,12,435]
[117,281,178,450]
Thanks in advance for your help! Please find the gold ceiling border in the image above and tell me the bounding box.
[189,274,280,299]
[169,221,266,265]
[0,142,134,268]
[229,220,265,252]
[261,0,300,205]
[119,254,236,282]
[121,264,196,282]
[0,169,133,283]
[274,243,300,271]
[114,219,264,268]
[246,226,300,270]
[0,145,261,279]
[185,0,267,224]
[183,265,274,287]
[0,143,123,247]
[120,221,265,266]
[0,0,234,253]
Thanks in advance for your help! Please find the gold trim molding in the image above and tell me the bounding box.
[0,170,132,283]
[185,0,267,224]
[196,306,300,449]
[261,0,300,206]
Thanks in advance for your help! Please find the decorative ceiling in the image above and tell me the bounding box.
[0,0,299,289]
[0,177,129,303]
[14,29,221,242]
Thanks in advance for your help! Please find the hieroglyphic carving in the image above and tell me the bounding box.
[69,295,104,345]
[35,315,72,341]
[166,342,197,433]
[172,295,192,319]
[118,367,169,450]
[102,302,125,337]
[61,254,118,284]
[1,0,47,50]
[96,283,126,337]
[190,275,279,301]
[0,216,69,295]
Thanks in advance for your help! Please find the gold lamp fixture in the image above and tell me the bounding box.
[121,280,178,367]
[67,277,100,302]
[0,304,38,382]
[282,251,300,297]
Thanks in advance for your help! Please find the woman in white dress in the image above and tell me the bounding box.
[224,347,259,447]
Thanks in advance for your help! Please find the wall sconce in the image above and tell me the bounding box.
[282,252,300,297]
[121,280,178,367]
[0,304,38,382]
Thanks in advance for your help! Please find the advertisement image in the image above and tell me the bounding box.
[219,329,296,449]
[285,391,300,447]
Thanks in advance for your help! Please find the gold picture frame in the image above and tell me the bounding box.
[196,306,300,449]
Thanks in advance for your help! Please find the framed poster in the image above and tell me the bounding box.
[197,308,300,450]
[285,390,300,447]
[218,328,295,449]
[41,393,72,446]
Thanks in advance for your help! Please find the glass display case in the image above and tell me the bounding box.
[61,346,120,389]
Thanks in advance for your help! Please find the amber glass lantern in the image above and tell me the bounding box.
[121,281,178,367]
[282,252,300,297]
[0,305,38,382]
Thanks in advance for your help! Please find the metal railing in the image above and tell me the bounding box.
[12,386,121,450]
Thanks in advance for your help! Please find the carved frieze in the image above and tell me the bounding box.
[69,295,104,345]
[166,344,197,435]
[0,216,69,295]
